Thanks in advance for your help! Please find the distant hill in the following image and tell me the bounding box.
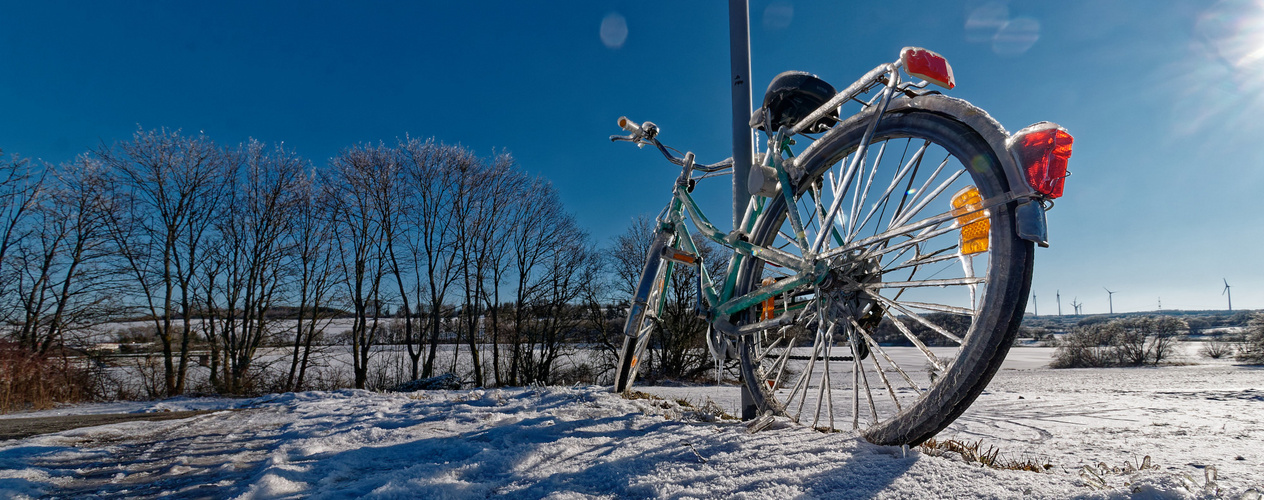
[1020,309,1258,333]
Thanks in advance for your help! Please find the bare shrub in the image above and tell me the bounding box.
[116,325,157,343]
[1199,339,1236,359]
[365,351,411,392]
[132,354,167,399]
[1236,312,1264,364]
[551,362,598,385]
[0,342,94,412]
[1050,322,1119,368]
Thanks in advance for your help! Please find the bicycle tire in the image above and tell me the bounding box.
[734,94,1034,446]
[613,233,673,392]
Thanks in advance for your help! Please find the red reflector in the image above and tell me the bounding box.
[1016,125,1073,199]
[901,47,955,89]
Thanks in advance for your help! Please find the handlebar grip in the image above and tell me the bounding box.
[618,116,643,135]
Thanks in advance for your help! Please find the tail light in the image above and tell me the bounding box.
[1012,123,1073,199]
[951,186,990,256]
[901,47,955,89]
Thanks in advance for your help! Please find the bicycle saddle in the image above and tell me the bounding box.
[755,71,838,133]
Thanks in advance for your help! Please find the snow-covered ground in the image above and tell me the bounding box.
[1,347,1262,498]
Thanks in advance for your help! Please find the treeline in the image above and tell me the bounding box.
[1050,316,1187,368]
[0,128,663,400]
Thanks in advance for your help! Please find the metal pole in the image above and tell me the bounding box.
[728,0,757,421]
[729,0,753,230]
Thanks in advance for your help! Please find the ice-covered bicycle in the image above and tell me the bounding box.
[610,30,1073,446]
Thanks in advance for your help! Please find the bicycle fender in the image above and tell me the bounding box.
[885,95,1051,246]
[885,95,1034,198]
[1015,200,1049,248]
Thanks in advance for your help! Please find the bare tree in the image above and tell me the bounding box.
[327,143,393,389]
[201,140,303,394]
[97,128,228,396]
[476,153,523,387]
[450,154,494,387]
[609,214,657,300]
[0,151,46,333]
[10,157,115,353]
[398,139,464,379]
[523,226,600,384]
[284,167,340,392]
[506,178,571,385]
[371,141,413,383]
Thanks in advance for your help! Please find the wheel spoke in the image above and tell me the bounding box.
[866,292,965,344]
[896,300,977,316]
[851,319,905,411]
[864,276,985,289]
[849,141,886,240]
[890,155,952,229]
[890,167,964,231]
[754,336,785,365]
[852,328,880,426]
[849,140,930,243]
[883,311,945,371]
[882,245,958,273]
[853,318,921,392]
[861,223,957,260]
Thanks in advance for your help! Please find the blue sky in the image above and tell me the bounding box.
[1,1,1260,313]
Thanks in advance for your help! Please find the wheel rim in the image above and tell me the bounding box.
[737,111,1021,439]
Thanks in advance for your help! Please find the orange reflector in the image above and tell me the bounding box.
[630,356,638,368]
[901,47,955,89]
[951,186,990,255]
[1015,124,1073,199]
[662,247,698,265]
[760,278,776,321]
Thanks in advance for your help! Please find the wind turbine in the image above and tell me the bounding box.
[1223,279,1232,311]
[1071,297,1082,315]
[1104,287,1117,315]
[1033,293,1038,317]
[1057,290,1062,316]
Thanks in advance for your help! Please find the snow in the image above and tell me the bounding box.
[1,350,1262,498]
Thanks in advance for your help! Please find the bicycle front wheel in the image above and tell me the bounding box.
[735,95,1034,445]
[614,233,673,393]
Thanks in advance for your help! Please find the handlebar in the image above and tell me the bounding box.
[611,116,734,173]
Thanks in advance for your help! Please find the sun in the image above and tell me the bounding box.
[1196,0,1264,75]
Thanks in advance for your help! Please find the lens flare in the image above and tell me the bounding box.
[600,12,628,49]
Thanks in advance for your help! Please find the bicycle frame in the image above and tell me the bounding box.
[630,61,912,337]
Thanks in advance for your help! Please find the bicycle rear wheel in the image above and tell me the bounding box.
[735,95,1033,445]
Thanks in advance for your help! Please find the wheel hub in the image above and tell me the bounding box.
[817,254,886,337]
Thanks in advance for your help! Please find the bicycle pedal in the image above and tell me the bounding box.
[746,412,777,434]
[660,247,699,266]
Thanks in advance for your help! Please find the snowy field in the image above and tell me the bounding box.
[1,346,1262,498]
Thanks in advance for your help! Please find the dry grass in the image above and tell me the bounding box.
[0,342,94,413]
[620,390,737,421]
[919,438,1053,472]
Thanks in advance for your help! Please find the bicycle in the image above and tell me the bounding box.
[610,39,1073,446]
